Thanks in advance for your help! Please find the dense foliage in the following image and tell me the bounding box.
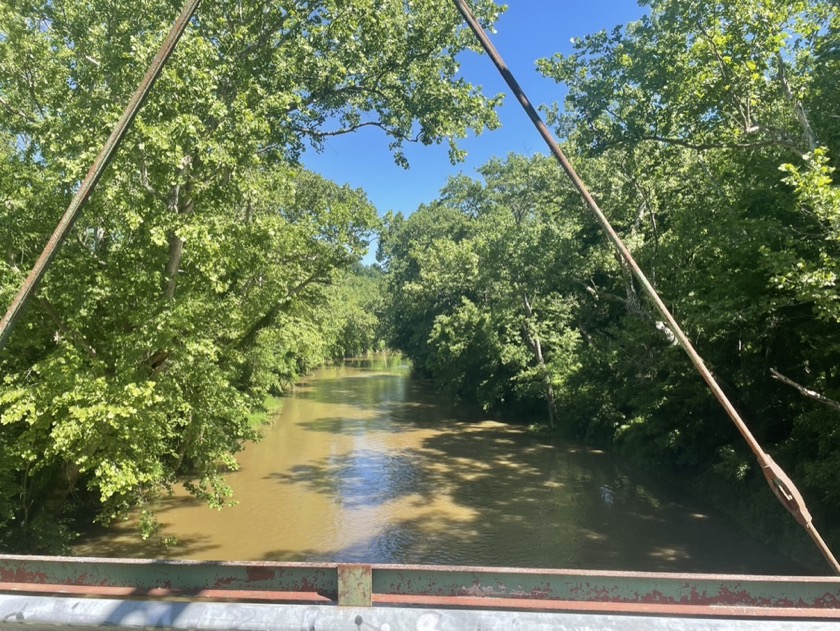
[380,0,840,565]
[325,263,387,360]
[0,0,501,551]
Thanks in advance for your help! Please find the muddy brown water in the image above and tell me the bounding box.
[76,357,807,574]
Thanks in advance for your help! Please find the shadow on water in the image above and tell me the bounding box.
[266,416,808,573]
[75,357,811,574]
[76,495,220,559]
[78,529,219,559]
[414,427,807,573]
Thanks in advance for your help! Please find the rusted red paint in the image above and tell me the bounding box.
[296,576,325,594]
[372,564,840,616]
[245,566,276,583]
[638,589,671,604]
[816,593,840,608]
[714,586,793,608]
[212,575,237,588]
[70,572,88,586]
[0,566,48,584]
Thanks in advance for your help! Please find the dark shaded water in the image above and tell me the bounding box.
[78,357,805,574]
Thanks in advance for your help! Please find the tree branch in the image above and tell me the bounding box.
[37,297,98,360]
[236,268,331,349]
[289,120,420,143]
[776,52,817,153]
[770,368,840,413]
[0,95,36,124]
[625,134,807,158]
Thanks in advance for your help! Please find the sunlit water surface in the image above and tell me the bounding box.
[76,357,805,574]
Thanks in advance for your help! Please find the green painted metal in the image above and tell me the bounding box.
[337,564,372,607]
[1,555,840,619]
[372,565,840,609]
[0,555,338,599]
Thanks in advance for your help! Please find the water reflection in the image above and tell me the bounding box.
[76,357,807,574]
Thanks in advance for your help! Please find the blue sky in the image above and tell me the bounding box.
[302,1,647,254]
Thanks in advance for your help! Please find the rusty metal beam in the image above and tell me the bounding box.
[373,564,840,618]
[0,556,338,601]
[1,555,839,620]
[337,564,372,607]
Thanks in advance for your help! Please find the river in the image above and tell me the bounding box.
[76,356,806,574]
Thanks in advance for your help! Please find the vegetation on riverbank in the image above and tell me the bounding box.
[378,0,840,570]
[246,396,284,428]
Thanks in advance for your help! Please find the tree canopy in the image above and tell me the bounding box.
[3,0,839,567]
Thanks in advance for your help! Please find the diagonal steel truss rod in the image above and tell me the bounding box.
[451,0,840,575]
[0,0,202,353]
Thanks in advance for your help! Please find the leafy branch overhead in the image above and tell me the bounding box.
[538,0,830,157]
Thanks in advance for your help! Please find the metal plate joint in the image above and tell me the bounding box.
[337,564,372,607]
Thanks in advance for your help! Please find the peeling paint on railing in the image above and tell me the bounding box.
[1,554,839,623]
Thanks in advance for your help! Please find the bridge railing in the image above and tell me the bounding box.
[2,554,840,620]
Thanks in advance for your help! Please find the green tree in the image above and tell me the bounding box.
[381,155,588,424]
[325,263,386,360]
[0,0,503,550]
[537,0,840,557]
[539,0,832,157]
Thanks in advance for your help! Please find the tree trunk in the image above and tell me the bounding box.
[163,233,184,301]
[618,255,642,315]
[163,156,193,301]
[522,293,557,429]
[770,368,840,413]
[778,53,818,153]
